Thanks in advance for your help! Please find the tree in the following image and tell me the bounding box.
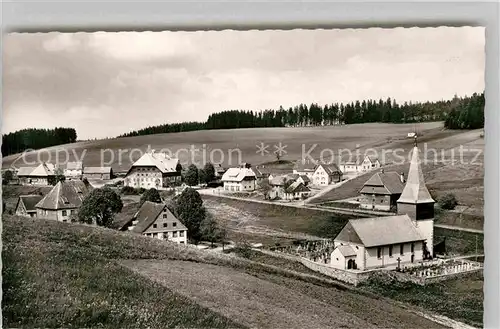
[202,162,216,184]
[198,168,207,186]
[438,193,458,210]
[258,179,272,200]
[2,170,13,185]
[173,187,206,243]
[200,213,224,247]
[54,168,66,184]
[139,188,162,207]
[183,164,199,186]
[78,187,123,227]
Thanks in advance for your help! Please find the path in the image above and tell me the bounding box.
[434,224,483,234]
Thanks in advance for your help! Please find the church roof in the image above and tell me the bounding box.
[397,146,435,204]
[335,215,424,248]
[336,245,357,257]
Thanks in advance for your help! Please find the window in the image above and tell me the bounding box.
[173,231,178,237]
[163,214,167,219]
[411,243,415,253]
[179,231,184,237]
[389,245,393,257]
[153,224,157,228]
[180,241,184,244]
[400,244,404,255]
[153,233,158,238]
[163,223,167,227]
[173,222,177,227]
[62,210,67,216]
[377,247,382,259]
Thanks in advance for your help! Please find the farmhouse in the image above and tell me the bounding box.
[15,194,44,217]
[340,155,380,174]
[284,181,311,200]
[285,173,311,186]
[119,201,188,244]
[64,161,83,180]
[124,151,181,189]
[292,160,317,178]
[221,164,257,192]
[312,163,343,186]
[251,166,271,184]
[17,162,56,186]
[35,180,93,222]
[269,175,311,200]
[358,170,405,211]
[331,144,435,270]
[83,166,114,180]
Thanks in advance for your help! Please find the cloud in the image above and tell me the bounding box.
[2,27,485,140]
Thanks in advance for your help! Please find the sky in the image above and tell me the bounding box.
[3,27,485,140]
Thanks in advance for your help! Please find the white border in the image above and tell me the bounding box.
[1,1,499,328]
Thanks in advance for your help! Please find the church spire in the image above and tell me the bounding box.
[397,145,434,205]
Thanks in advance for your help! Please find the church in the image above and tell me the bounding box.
[331,143,435,271]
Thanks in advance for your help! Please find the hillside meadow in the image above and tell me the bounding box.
[3,122,445,172]
[3,215,454,329]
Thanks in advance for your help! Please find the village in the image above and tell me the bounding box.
[3,133,483,288]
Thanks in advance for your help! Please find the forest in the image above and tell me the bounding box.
[119,93,484,138]
[2,127,77,157]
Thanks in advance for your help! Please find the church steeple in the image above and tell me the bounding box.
[397,145,435,205]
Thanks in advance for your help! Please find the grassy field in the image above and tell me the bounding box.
[3,122,444,172]
[3,215,454,329]
[360,271,484,328]
[202,195,359,246]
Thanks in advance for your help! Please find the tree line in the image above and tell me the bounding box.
[116,93,484,138]
[2,127,77,157]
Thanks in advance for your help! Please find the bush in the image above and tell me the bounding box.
[438,193,458,210]
[121,186,137,195]
[138,187,146,194]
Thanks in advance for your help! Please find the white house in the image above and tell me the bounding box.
[124,151,181,189]
[221,164,257,192]
[331,144,435,270]
[341,155,380,174]
[312,163,343,186]
[119,201,188,244]
[284,181,311,200]
[64,161,83,180]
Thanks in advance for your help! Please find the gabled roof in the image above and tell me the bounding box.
[360,171,404,195]
[343,155,379,165]
[66,161,83,170]
[129,152,179,174]
[315,163,343,175]
[16,166,37,176]
[35,180,93,210]
[23,163,55,177]
[221,167,256,182]
[298,175,311,183]
[251,167,271,178]
[285,181,310,194]
[17,195,44,212]
[397,147,435,204]
[335,215,424,248]
[336,245,357,257]
[83,167,112,174]
[270,175,287,186]
[127,201,187,234]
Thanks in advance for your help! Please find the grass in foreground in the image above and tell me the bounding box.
[2,215,246,329]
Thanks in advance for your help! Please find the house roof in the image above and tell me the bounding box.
[21,163,55,177]
[35,180,93,210]
[66,161,83,170]
[285,181,310,194]
[17,195,44,212]
[336,245,357,257]
[397,146,435,204]
[221,167,256,182]
[251,167,270,178]
[127,201,187,233]
[270,175,287,186]
[360,171,404,195]
[83,167,112,174]
[129,152,179,174]
[335,215,424,248]
[293,159,317,171]
[299,175,311,183]
[16,166,37,176]
[316,163,343,176]
[343,155,379,165]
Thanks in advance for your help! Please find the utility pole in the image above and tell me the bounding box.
[475,235,478,262]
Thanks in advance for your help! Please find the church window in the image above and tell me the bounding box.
[377,247,382,259]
